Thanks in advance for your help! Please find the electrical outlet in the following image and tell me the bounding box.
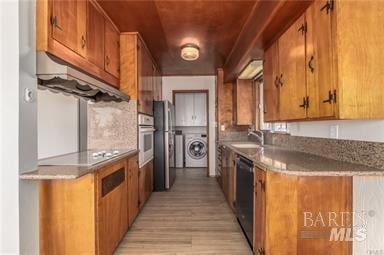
[330,125,339,139]
[220,125,225,131]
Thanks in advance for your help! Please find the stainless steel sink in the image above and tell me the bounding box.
[230,143,261,149]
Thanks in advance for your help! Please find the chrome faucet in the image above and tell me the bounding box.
[248,129,264,146]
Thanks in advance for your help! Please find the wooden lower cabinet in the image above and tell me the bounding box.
[40,153,140,255]
[127,155,139,226]
[139,160,153,209]
[97,160,128,255]
[254,169,353,255]
[221,147,236,211]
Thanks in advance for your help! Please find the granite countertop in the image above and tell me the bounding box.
[20,149,138,180]
[219,141,384,176]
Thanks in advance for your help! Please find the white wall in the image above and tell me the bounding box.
[162,76,216,176]
[0,1,20,253]
[288,120,384,143]
[38,90,79,159]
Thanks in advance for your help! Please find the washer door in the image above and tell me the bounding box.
[187,139,207,159]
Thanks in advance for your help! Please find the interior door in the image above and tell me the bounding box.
[51,0,86,57]
[306,1,336,118]
[263,42,280,122]
[86,1,105,68]
[278,14,307,120]
[193,93,207,126]
[104,20,120,79]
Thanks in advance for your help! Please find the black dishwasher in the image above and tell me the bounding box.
[236,155,254,248]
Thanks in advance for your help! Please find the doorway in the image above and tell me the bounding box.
[172,90,210,176]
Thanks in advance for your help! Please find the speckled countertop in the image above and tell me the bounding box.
[20,149,138,180]
[219,141,384,176]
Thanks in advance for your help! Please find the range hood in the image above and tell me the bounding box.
[36,52,129,103]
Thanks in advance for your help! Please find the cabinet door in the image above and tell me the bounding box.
[127,156,139,226]
[138,44,154,115]
[86,1,104,68]
[234,80,254,125]
[278,14,307,120]
[104,20,120,79]
[153,67,162,101]
[138,164,146,210]
[253,168,266,255]
[51,0,86,57]
[306,1,336,118]
[193,93,207,126]
[98,161,128,255]
[184,93,195,126]
[263,42,280,122]
[145,160,153,201]
[175,93,186,126]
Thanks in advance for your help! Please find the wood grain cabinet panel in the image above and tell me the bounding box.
[127,155,139,226]
[306,0,336,119]
[97,160,128,255]
[104,19,120,79]
[263,42,280,122]
[51,0,86,57]
[120,33,159,116]
[256,171,353,255]
[86,1,105,68]
[138,160,153,209]
[153,67,162,101]
[278,14,307,121]
[234,79,254,125]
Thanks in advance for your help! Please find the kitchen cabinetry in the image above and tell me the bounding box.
[217,145,236,212]
[153,67,162,101]
[234,79,254,125]
[139,160,153,209]
[120,33,160,116]
[104,19,120,78]
[263,0,384,121]
[39,154,138,255]
[86,1,105,68]
[255,171,352,255]
[175,93,207,126]
[278,14,306,121]
[97,160,128,255]
[263,43,280,122]
[37,0,120,87]
[127,155,139,226]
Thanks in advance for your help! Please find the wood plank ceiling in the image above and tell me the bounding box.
[98,0,257,76]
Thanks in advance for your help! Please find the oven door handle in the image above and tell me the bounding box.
[139,127,156,132]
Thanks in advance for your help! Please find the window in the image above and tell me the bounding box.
[257,81,289,133]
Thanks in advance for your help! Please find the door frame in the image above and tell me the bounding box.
[172,90,210,177]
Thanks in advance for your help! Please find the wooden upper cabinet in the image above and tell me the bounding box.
[51,0,86,57]
[278,14,307,121]
[234,79,254,126]
[153,67,162,101]
[86,1,105,68]
[104,20,120,79]
[263,42,280,122]
[120,33,158,116]
[306,0,336,119]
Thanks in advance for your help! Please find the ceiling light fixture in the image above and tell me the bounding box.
[181,44,200,61]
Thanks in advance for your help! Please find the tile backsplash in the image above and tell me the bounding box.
[87,100,137,150]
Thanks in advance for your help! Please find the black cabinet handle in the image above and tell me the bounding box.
[308,56,315,73]
[258,248,265,255]
[320,0,334,14]
[299,97,307,108]
[278,74,283,87]
[274,76,279,88]
[323,90,334,104]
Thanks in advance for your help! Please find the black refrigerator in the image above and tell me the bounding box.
[153,101,176,191]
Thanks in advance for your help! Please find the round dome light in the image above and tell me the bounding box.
[181,44,199,61]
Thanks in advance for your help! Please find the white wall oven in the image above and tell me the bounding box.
[138,114,155,168]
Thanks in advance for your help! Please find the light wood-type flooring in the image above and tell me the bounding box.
[115,168,253,255]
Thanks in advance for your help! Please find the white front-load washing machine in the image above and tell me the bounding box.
[185,133,208,167]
